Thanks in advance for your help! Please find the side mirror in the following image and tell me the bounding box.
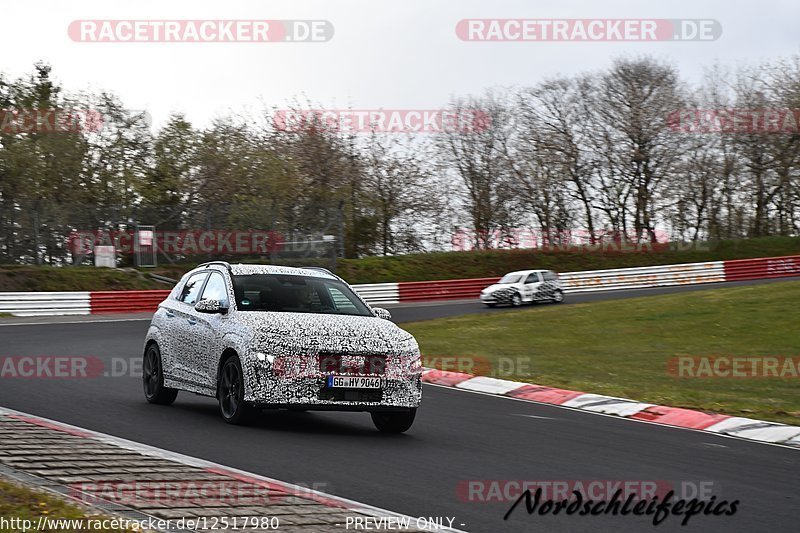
[373,307,392,320]
[195,299,228,314]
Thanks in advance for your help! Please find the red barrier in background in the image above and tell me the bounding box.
[90,290,170,314]
[398,277,500,302]
[79,254,800,314]
[723,255,800,281]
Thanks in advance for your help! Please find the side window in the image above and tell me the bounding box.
[179,272,208,305]
[328,287,359,314]
[200,272,229,307]
[525,273,541,284]
[543,271,557,281]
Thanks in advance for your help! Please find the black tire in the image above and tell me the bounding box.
[143,343,178,405]
[371,409,416,433]
[510,292,522,307]
[484,303,497,308]
[552,289,564,303]
[217,355,255,425]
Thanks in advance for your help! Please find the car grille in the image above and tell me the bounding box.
[318,353,387,375]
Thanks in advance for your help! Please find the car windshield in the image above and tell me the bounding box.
[498,274,522,284]
[231,274,374,317]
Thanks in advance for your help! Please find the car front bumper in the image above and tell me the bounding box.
[480,287,515,304]
[245,371,423,410]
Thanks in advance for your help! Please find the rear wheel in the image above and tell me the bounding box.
[218,356,255,425]
[143,344,178,405]
[552,289,564,303]
[371,409,416,433]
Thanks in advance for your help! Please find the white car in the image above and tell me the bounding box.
[480,270,564,307]
[142,262,422,432]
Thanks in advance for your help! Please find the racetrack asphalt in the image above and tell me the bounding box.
[1,278,798,533]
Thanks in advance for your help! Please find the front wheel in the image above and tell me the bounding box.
[371,409,416,433]
[510,293,522,307]
[143,344,178,405]
[218,356,256,425]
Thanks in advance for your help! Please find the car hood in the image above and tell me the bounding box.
[236,311,417,353]
[483,283,517,293]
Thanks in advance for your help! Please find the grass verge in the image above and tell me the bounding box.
[402,280,800,425]
[0,266,161,292]
[0,476,139,532]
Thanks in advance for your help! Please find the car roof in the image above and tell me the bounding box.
[197,263,338,280]
[504,269,553,276]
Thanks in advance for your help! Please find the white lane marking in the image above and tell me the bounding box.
[424,383,800,452]
[0,405,466,533]
[513,414,556,420]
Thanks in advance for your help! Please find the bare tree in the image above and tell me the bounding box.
[585,57,688,243]
[437,92,516,249]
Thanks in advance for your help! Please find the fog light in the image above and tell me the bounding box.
[255,352,274,364]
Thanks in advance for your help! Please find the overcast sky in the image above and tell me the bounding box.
[4,0,799,129]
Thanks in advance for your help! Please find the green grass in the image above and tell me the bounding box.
[402,280,800,425]
[0,477,137,532]
[0,265,162,292]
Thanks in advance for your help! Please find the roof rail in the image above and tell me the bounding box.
[302,267,336,276]
[198,261,232,272]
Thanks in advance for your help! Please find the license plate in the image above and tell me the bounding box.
[327,376,384,389]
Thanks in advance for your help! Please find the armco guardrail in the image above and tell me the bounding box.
[398,277,499,302]
[723,255,800,281]
[352,282,399,305]
[90,290,171,314]
[0,254,798,316]
[395,261,726,301]
[0,292,90,317]
[561,261,725,293]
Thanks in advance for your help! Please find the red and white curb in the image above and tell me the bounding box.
[0,406,466,533]
[421,369,800,449]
